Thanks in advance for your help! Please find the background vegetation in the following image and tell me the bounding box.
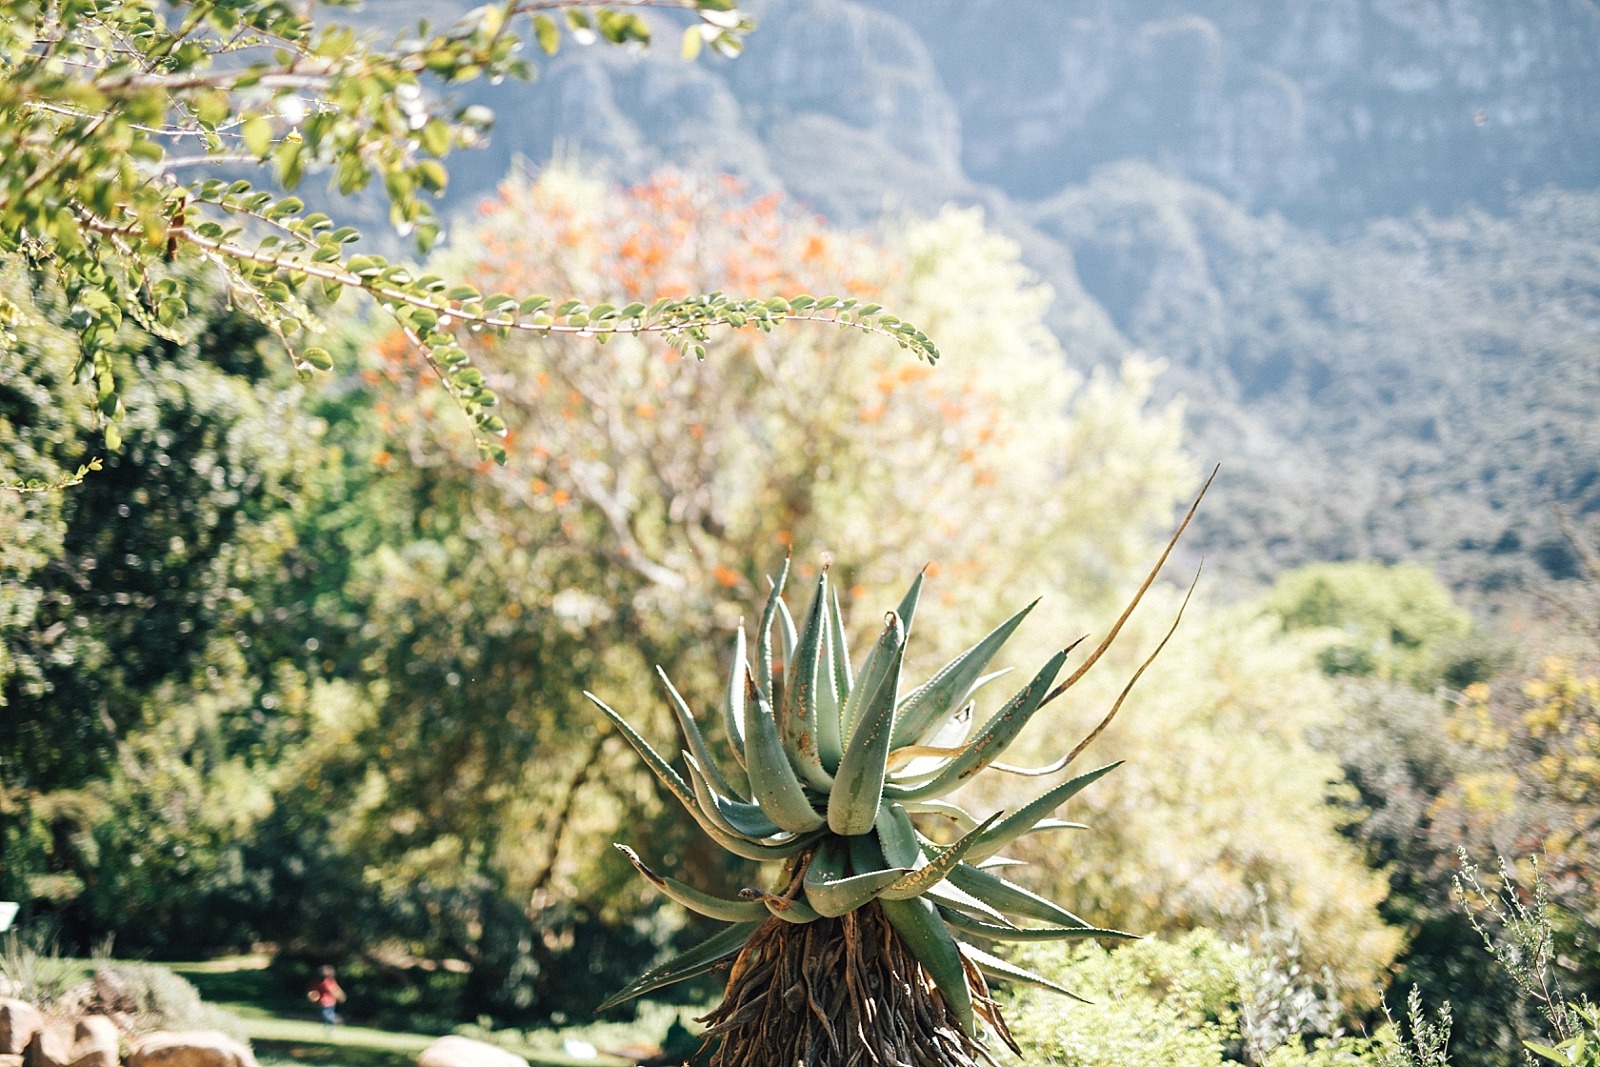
[3,2,1599,1066]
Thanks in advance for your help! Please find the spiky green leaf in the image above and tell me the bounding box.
[937,909,1138,943]
[888,647,1069,802]
[966,761,1121,862]
[659,666,746,801]
[782,572,834,789]
[755,558,790,699]
[880,896,976,1037]
[684,754,781,840]
[588,692,812,860]
[880,811,1002,900]
[615,845,767,922]
[890,600,1038,749]
[723,623,749,772]
[945,862,1094,928]
[957,942,1090,1003]
[803,836,910,917]
[828,613,906,835]
[596,920,762,1012]
[742,676,826,833]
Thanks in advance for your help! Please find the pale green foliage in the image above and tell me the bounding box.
[1262,561,1472,684]
[1005,932,1244,1067]
[1003,930,1393,1067]
[0,929,78,1005]
[89,963,250,1041]
[983,603,1403,1008]
[1379,987,1455,1067]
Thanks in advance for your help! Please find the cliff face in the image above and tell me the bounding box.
[872,0,1600,227]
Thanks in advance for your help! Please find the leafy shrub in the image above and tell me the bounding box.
[84,963,248,1042]
[1002,930,1388,1067]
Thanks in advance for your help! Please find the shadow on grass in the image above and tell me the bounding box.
[171,961,310,1018]
[255,1039,416,1067]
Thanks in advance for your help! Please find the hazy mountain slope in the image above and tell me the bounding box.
[1031,165,1600,594]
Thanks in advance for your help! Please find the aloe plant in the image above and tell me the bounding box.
[589,479,1210,1066]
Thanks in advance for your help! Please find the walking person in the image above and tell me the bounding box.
[308,965,346,1028]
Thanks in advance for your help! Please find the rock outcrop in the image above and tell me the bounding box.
[126,1031,256,1067]
[415,1036,530,1067]
[0,1001,42,1057]
[25,1016,119,1067]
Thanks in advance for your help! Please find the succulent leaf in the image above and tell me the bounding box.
[893,569,926,639]
[827,584,853,708]
[944,861,1094,928]
[937,908,1138,943]
[881,895,976,1038]
[755,557,791,698]
[902,799,980,833]
[888,647,1070,802]
[803,836,911,917]
[889,600,1037,750]
[782,572,834,789]
[966,761,1121,862]
[918,668,1014,749]
[586,691,695,807]
[816,615,844,774]
[875,800,923,868]
[722,623,749,772]
[658,666,746,801]
[753,891,822,924]
[828,613,907,835]
[923,879,1013,926]
[614,845,768,922]
[880,811,1003,900]
[684,753,781,840]
[957,942,1090,1003]
[776,597,798,681]
[596,919,764,1013]
[588,690,816,860]
[742,674,827,833]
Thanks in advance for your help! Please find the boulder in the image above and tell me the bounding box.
[415,1036,529,1067]
[127,1031,257,1067]
[25,1015,118,1067]
[0,1000,41,1056]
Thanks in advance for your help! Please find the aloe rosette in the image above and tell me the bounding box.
[586,477,1209,1063]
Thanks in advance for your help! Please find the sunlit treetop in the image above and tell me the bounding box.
[0,0,939,471]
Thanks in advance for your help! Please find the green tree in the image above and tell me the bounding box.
[1262,561,1475,685]
[0,0,933,464]
[0,268,329,946]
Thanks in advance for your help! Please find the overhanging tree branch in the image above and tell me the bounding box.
[0,0,940,469]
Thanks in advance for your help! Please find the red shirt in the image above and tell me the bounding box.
[312,977,343,1008]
